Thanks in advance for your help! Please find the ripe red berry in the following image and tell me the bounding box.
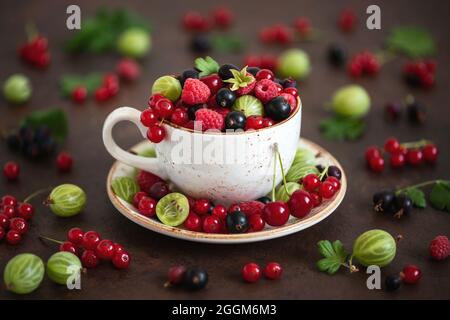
[212,7,233,28]
[138,196,157,217]
[384,138,400,154]
[325,176,341,191]
[117,58,140,81]
[309,192,322,207]
[401,265,422,284]
[113,243,125,254]
[211,205,227,220]
[154,98,174,119]
[288,190,313,219]
[2,205,16,219]
[112,251,131,269]
[3,161,20,181]
[103,74,119,97]
[147,124,166,143]
[194,199,211,215]
[167,265,187,286]
[368,156,385,172]
[202,216,221,233]
[2,195,17,207]
[245,116,265,130]
[184,212,202,232]
[0,214,10,228]
[263,201,290,226]
[60,241,78,255]
[0,227,4,241]
[429,235,450,261]
[302,174,321,192]
[96,239,116,260]
[283,87,298,97]
[170,108,189,126]
[6,230,21,245]
[140,109,158,127]
[264,262,283,280]
[132,191,147,208]
[71,86,87,104]
[319,182,336,199]
[365,146,381,162]
[262,118,275,128]
[273,24,293,45]
[293,17,312,37]
[95,86,110,102]
[9,217,28,234]
[256,69,275,81]
[406,149,423,166]
[423,144,438,163]
[242,262,261,283]
[348,60,363,77]
[67,227,84,246]
[390,152,406,168]
[81,250,99,268]
[82,231,101,250]
[338,8,356,32]
[56,152,73,172]
[248,214,265,232]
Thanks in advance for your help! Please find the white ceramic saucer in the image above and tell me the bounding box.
[106,138,346,244]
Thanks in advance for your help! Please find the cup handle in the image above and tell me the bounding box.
[102,106,168,180]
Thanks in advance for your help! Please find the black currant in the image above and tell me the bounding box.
[183,267,208,290]
[385,274,402,292]
[180,69,199,87]
[257,196,271,204]
[282,78,297,88]
[226,211,249,234]
[327,44,346,67]
[216,88,236,108]
[225,111,246,130]
[373,191,396,213]
[190,34,211,54]
[384,102,402,122]
[407,101,426,124]
[265,96,291,121]
[405,73,422,87]
[393,194,413,219]
[327,166,342,180]
[218,64,238,80]
[188,104,207,120]
[247,67,260,76]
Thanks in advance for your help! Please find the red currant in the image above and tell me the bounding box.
[255,69,275,81]
[167,265,187,286]
[154,98,174,119]
[9,217,28,234]
[184,212,202,232]
[60,241,78,255]
[319,182,336,199]
[264,262,283,280]
[94,86,110,102]
[96,239,115,260]
[212,7,233,28]
[138,196,157,217]
[148,94,166,109]
[365,146,381,162]
[203,216,221,233]
[67,227,84,246]
[369,156,385,172]
[132,191,147,208]
[112,251,131,269]
[293,17,311,37]
[248,214,265,232]
[82,231,101,250]
[401,265,422,284]
[103,74,119,96]
[274,24,293,45]
[212,205,227,220]
[338,8,356,32]
[406,149,423,166]
[117,58,140,81]
[262,118,275,128]
[283,87,298,97]
[140,109,158,127]
[423,144,438,163]
[245,116,264,130]
[390,152,406,168]
[81,250,99,268]
[302,174,321,192]
[325,176,340,191]
[113,243,125,254]
[71,86,87,104]
[348,60,363,77]
[3,161,20,181]
[56,151,73,172]
[0,214,9,228]
[384,138,400,154]
[6,230,21,245]
[242,262,261,283]
[309,192,322,207]
[2,195,17,207]
[260,55,279,71]
[182,11,210,31]
[170,108,189,126]
[2,205,16,219]
[263,201,290,226]
[147,125,166,143]
[194,199,211,215]
[288,190,313,219]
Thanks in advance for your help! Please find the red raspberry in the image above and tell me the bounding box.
[136,170,163,194]
[279,93,297,111]
[234,201,265,217]
[195,108,224,131]
[429,235,450,261]
[210,107,230,119]
[181,79,211,105]
[236,78,256,96]
[254,79,279,103]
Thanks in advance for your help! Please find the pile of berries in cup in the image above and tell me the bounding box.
[0,195,34,245]
[57,227,131,269]
[141,58,300,144]
[403,59,436,89]
[18,33,50,68]
[365,137,439,172]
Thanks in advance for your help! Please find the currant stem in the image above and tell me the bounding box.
[39,235,64,245]
[23,187,52,203]
[400,139,432,149]
[395,179,443,194]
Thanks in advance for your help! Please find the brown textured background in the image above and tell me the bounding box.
[0,0,449,299]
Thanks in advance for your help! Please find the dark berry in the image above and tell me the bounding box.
[384,102,402,122]
[180,69,199,87]
[225,111,246,130]
[393,194,413,219]
[405,72,422,87]
[327,44,346,67]
[385,275,402,292]
[215,88,236,108]
[190,34,211,53]
[281,78,297,88]
[373,191,396,214]
[148,181,170,200]
[265,96,291,121]
[257,196,271,204]
[226,211,249,234]
[327,166,342,180]
[183,267,208,290]
[166,265,187,286]
[407,101,426,124]
[187,104,207,120]
[247,67,260,76]
[218,64,238,80]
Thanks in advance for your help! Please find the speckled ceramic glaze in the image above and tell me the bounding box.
[103,99,301,205]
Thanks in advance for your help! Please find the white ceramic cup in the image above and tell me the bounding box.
[103,100,301,205]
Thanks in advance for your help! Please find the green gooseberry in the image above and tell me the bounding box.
[331,85,371,118]
[3,74,32,104]
[117,28,151,58]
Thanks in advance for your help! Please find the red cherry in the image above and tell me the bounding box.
[242,262,261,283]
[167,265,187,285]
[138,196,157,217]
[368,156,385,172]
[288,190,313,219]
[82,231,101,250]
[184,212,202,232]
[81,250,99,268]
[170,108,189,126]
[2,195,17,207]
[283,87,298,97]
[6,230,21,245]
[406,149,423,166]
[148,181,170,200]
[245,116,265,130]
[325,176,340,191]
[202,216,221,233]
[423,144,438,163]
[263,201,290,226]
[148,94,166,109]
[365,146,381,162]
[67,227,84,246]
[248,214,265,232]
[200,74,223,94]
[3,161,20,181]
[9,218,28,234]
[302,173,321,192]
[255,69,275,81]
[71,86,87,104]
[212,205,227,220]
[0,214,9,228]
[154,98,174,119]
[140,109,158,127]
[117,58,140,81]
[264,262,283,280]
[309,192,322,207]
[60,241,78,255]
[194,199,211,215]
[401,265,422,284]
[212,7,233,28]
[319,182,336,199]
[132,191,147,208]
[94,86,110,102]
[384,137,400,154]
[112,251,131,269]
[147,125,166,143]
[96,239,116,260]
[56,151,73,172]
[390,152,406,168]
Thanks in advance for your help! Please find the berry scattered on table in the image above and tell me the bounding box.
[19,32,50,68]
[400,265,422,284]
[117,58,140,81]
[6,126,57,160]
[56,151,73,172]
[403,59,436,89]
[327,44,346,67]
[3,161,20,181]
[242,262,261,283]
[429,236,450,261]
[264,262,283,280]
[385,274,402,292]
[338,8,357,32]
[3,74,32,104]
[348,51,380,78]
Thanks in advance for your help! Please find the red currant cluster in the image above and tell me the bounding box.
[0,195,34,245]
[365,137,439,172]
[385,264,421,291]
[348,51,380,77]
[140,94,170,143]
[56,227,131,269]
[3,161,20,181]
[182,7,234,31]
[19,34,50,68]
[243,54,279,72]
[338,8,357,32]
[242,262,282,283]
[260,24,294,45]
[403,59,436,89]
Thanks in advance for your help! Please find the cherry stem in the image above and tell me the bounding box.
[23,187,52,203]
[276,147,290,196]
[39,235,64,245]
[400,139,432,149]
[318,165,329,180]
[271,146,277,202]
[395,179,444,194]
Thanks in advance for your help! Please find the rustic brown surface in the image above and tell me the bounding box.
[0,0,449,300]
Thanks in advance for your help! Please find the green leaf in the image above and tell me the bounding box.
[211,34,244,53]
[60,73,103,97]
[111,177,139,203]
[386,26,436,58]
[21,108,68,141]
[320,116,365,141]
[316,240,348,275]
[430,180,450,212]
[401,187,426,208]
[194,56,220,77]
